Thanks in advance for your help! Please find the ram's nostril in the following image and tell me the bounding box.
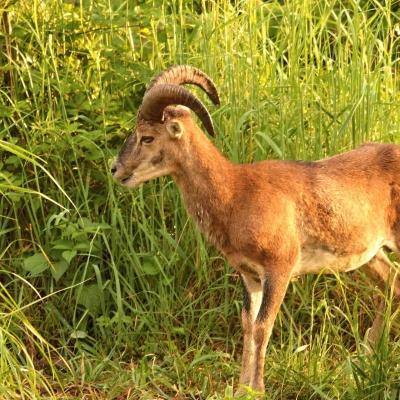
[110,166,117,175]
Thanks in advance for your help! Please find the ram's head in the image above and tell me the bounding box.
[111,66,220,188]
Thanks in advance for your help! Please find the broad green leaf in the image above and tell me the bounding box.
[23,253,51,277]
[77,285,101,313]
[52,240,74,250]
[141,256,160,276]
[51,259,69,281]
[78,218,112,232]
[73,243,91,251]
[62,250,77,264]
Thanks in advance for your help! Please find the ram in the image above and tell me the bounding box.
[111,65,400,394]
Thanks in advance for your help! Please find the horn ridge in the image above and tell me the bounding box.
[139,83,216,137]
[145,65,220,107]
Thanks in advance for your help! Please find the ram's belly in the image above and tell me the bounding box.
[229,237,394,283]
[291,242,383,277]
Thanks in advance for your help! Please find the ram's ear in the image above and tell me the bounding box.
[166,119,184,139]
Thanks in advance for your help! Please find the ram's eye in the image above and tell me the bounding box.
[140,136,154,144]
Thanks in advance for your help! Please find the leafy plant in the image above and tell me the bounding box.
[0,0,399,398]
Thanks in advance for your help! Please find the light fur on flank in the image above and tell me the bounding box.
[111,66,400,394]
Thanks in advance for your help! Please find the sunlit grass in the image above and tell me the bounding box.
[0,272,65,399]
[0,0,400,398]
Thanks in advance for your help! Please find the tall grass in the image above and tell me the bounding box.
[1,0,400,398]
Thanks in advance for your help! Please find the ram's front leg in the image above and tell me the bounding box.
[238,276,263,390]
[238,272,291,394]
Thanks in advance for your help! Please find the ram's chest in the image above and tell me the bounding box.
[193,203,210,228]
[189,203,232,251]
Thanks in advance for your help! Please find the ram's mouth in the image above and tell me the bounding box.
[121,174,133,184]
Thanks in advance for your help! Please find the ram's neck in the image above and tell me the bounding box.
[171,131,237,250]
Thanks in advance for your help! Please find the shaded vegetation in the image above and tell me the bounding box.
[0,0,400,398]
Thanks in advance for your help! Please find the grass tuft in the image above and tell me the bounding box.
[0,0,399,398]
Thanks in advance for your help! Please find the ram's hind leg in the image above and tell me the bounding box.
[238,273,290,394]
[360,249,400,343]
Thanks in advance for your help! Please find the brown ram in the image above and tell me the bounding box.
[111,65,400,394]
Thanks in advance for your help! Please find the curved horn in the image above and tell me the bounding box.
[145,65,221,107]
[140,84,217,137]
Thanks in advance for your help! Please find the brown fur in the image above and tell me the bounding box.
[112,106,400,394]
